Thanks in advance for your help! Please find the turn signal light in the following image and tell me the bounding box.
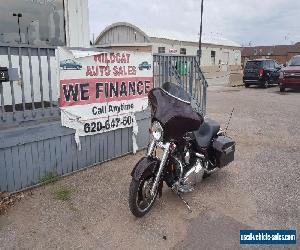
[170,142,177,151]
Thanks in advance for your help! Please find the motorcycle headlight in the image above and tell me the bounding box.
[151,121,163,141]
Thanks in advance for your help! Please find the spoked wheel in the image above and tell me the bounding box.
[129,176,158,217]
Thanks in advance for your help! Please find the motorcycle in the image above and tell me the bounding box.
[129,82,235,217]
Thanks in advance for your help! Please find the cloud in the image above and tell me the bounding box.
[88,0,300,46]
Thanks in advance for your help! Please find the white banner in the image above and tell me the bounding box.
[58,47,153,150]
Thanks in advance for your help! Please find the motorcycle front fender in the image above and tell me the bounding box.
[131,156,161,181]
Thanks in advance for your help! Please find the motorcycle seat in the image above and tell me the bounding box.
[194,118,220,148]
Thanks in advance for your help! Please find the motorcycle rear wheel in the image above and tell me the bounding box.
[129,176,158,217]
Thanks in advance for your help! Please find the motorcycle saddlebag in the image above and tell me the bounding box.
[212,136,235,168]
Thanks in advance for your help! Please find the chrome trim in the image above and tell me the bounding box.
[195,153,205,159]
[285,72,300,77]
[184,150,190,164]
[151,121,164,141]
[160,88,191,104]
[205,167,219,175]
[224,145,235,155]
[244,80,259,82]
[173,156,184,179]
[156,141,170,149]
[150,142,170,195]
[181,159,204,192]
[147,139,156,157]
[217,128,225,136]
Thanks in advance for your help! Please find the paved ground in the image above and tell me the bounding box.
[0,85,299,249]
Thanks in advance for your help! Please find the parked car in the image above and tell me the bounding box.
[243,59,281,88]
[138,61,151,70]
[279,55,300,92]
[60,59,82,70]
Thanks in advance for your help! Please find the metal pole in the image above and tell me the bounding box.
[198,0,207,116]
[13,13,22,43]
[18,16,21,43]
[198,0,204,65]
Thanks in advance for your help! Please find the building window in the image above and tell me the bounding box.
[158,47,165,53]
[180,48,186,55]
[0,0,65,46]
[211,50,216,65]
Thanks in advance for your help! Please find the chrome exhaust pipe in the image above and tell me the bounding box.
[205,167,219,175]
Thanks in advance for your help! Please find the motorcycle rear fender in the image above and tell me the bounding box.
[131,156,161,181]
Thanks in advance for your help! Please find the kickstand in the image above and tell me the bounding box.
[176,192,192,213]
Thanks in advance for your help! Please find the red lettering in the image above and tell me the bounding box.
[86,66,93,76]
[105,66,110,76]
[116,53,121,63]
[110,53,115,63]
[126,54,130,63]
[113,66,119,76]
[128,66,136,75]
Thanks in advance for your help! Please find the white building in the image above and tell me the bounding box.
[0,0,90,48]
[64,0,90,47]
[94,22,242,66]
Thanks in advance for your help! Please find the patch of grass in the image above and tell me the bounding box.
[39,171,59,185]
[54,188,72,201]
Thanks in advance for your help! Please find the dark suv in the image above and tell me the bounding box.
[243,59,281,88]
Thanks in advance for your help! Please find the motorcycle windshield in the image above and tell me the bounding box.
[148,82,203,141]
[161,82,191,103]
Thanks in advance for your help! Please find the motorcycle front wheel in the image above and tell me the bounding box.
[128,176,158,217]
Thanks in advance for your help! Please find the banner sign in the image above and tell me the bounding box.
[58,47,153,149]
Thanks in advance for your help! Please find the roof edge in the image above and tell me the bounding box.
[95,22,151,44]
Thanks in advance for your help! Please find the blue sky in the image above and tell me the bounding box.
[88,0,300,46]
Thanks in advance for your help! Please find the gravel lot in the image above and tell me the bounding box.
[0,85,299,249]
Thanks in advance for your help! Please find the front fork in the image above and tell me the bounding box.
[147,139,170,196]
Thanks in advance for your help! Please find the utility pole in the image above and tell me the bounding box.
[26,26,29,45]
[13,13,22,44]
[198,0,204,65]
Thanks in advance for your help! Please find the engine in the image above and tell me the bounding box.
[171,147,205,193]
[180,158,205,192]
